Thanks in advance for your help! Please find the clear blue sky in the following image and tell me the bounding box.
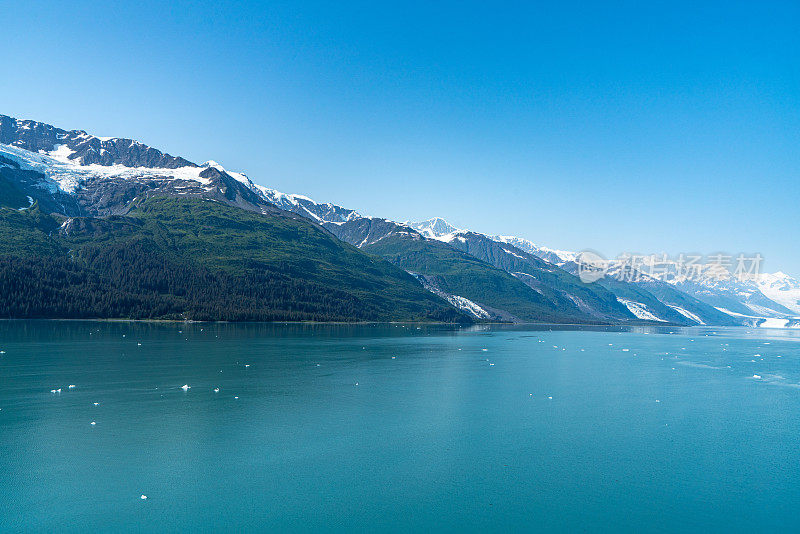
[3,1,799,275]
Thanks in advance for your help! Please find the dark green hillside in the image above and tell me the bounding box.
[0,197,467,322]
[363,234,599,323]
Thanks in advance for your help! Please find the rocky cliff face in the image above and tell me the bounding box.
[0,115,194,169]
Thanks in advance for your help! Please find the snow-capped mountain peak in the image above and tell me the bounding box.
[408,217,462,239]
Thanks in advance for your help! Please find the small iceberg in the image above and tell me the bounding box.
[213,388,220,393]
[68,385,76,389]
[140,495,147,500]
[181,384,190,391]
[753,374,762,379]
[90,421,96,426]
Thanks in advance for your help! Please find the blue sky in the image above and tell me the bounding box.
[3,1,799,274]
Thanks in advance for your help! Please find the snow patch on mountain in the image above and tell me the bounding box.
[490,235,577,265]
[665,304,705,325]
[254,185,363,224]
[0,142,214,195]
[444,295,491,319]
[617,298,667,322]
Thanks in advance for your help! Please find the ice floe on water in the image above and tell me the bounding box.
[750,373,800,388]
[181,384,190,391]
[675,361,727,370]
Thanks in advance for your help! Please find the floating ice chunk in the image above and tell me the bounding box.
[547,396,553,400]
[753,374,762,379]
[245,364,250,368]
[93,402,99,406]
[622,349,630,352]
[68,385,76,389]
[90,421,96,425]
[137,343,142,346]
[355,382,359,386]
[489,363,495,366]
[234,396,239,399]
[181,384,190,391]
[140,495,147,500]
[213,388,220,393]
[655,400,661,403]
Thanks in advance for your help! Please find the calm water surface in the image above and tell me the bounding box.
[1,321,799,532]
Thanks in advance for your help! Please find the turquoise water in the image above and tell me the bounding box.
[1,321,799,532]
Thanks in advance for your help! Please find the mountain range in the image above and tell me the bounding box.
[1,113,798,327]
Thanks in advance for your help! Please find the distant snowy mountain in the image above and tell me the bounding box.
[408,217,462,240]
[409,217,800,327]
[756,271,800,315]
